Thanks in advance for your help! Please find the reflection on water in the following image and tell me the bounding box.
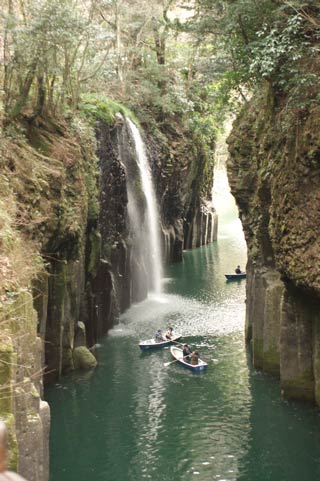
[45,167,320,481]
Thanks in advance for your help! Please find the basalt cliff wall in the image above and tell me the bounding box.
[0,107,216,478]
[227,84,320,405]
[144,118,217,262]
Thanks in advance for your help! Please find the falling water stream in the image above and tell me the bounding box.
[126,119,162,293]
[45,162,320,481]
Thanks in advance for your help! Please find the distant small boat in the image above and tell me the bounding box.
[169,346,208,372]
[225,273,246,280]
[139,335,182,351]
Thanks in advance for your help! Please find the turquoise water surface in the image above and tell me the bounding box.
[45,170,320,481]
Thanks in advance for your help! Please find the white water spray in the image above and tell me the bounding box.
[127,119,162,293]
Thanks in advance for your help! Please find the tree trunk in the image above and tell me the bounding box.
[115,0,123,82]
[6,61,37,123]
[30,74,46,121]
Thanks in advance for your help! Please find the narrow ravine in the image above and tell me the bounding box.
[45,167,320,481]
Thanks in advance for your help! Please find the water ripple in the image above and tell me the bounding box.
[46,223,320,481]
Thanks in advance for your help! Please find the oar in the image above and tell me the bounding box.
[171,339,195,347]
[170,339,184,346]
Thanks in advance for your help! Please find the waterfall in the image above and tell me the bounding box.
[126,118,162,294]
[164,231,170,263]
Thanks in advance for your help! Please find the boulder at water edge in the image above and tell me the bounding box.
[73,347,98,370]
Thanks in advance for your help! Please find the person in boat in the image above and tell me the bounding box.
[154,329,164,343]
[165,327,173,340]
[235,265,242,274]
[182,344,192,363]
[190,350,200,365]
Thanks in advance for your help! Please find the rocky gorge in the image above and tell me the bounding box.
[0,101,217,479]
[2,2,320,479]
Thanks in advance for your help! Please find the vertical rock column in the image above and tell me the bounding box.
[45,262,69,379]
[1,291,50,481]
[0,337,17,470]
[247,267,267,370]
[280,288,315,402]
[313,314,320,405]
[246,265,283,376]
[262,270,283,376]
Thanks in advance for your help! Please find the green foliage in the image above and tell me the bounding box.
[184,0,320,116]
[2,0,319,148]
[79,94,139,125]
[1,0,110,123]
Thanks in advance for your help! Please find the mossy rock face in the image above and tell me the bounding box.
[281,374,315,403]
[252,338,264,370]
[1,414,18,471]
[88,230,101,276]
[228,78,320,404]
[143,116,215,255]
[0,338,16,414]
[263,346,280,377]
[227,84,320,293]
[73,347,97,370]
[80,94,138,126]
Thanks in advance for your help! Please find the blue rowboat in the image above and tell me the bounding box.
[139,335,182,351]
[225,273,246,280]
[169,346,208,372]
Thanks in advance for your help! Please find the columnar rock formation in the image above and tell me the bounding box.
[227,85,320,405]
[0,292,50,480]
[145,118,217,261]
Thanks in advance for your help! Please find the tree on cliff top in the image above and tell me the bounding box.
[186,0,320,111]
[1,0,319,131]
[1,0,111,125]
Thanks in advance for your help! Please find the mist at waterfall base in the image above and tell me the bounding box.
[45,167,320,481]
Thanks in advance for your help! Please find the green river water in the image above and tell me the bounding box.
[45,170,320,481]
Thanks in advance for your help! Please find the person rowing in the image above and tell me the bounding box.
[190,350,200,365]
[154,329,164,343]
[165,327,174,340]
[182,344,192,363]
[235,265,242,274]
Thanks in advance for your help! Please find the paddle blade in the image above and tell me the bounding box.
[164,359,178,367]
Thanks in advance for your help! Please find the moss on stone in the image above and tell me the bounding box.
[88,230,101,276]
[0,338,16,414]
[8,291,37,337]
[51,263,67,321]
[263,346,280,376]
[281,373,314,402]
[252,338,264,369]
[73,346,97,370]
[80,94,139,126]
[62,347,74,374]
